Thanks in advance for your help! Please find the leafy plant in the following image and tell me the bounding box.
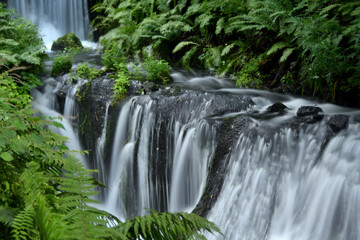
[142,55,172,84]
[102,43,127,70]
[76,62,103,80]
[0,4,46,67]
[51,52,73,77]
[112,62,130,103]
[117,210,223,240]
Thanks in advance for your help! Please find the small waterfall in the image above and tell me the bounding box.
[103,94,219,219]
[206,115,360,240]
[94,102,111,200]
[169,120,216,212]
[9,0,91,46]
[32,79,86,166]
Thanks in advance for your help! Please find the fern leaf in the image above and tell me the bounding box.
[216,17,225,35]
[221,43,236,56]
[182,45,199,68]
[320,4,340,15]
[195,14,213,28]
[184,3,202,18]
[267,42,290,56]
[0,206,20,227]
[173,41,199,53]
[279,47,295,63]
[0,51,19,65]
[0,38,19,46]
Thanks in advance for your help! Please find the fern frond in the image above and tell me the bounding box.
[0,51,19,65]
[0,206,20,227]
[173,41,199,53]
[12,205,37,239]
[184,3,202,18]
[182,45,199,68]
[320,4,340,16]
[117,210,222,240]
[0,38,19,46]
[266,42,291,56]
[195,14,213,28]
[279,47,295,63]
[216,17,225,35]
[221,43,236,56]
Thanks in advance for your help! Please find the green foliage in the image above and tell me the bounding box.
[112,62,131,103]
[235,55,266,88]
[75,62,103,80]
[117,210,222,240]
[0,71,123,240]
[142,56,172,84]
[94,0,360,104]
[102,43,127,70]
[0,4,46,67]
[51,52,73,77]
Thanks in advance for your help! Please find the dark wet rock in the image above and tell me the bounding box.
[194,116,253,217]
[128,80,143,95]
[316,115,350,164]
[328,115,349,133]
[51,32,83,51]
[146,89,255,124]
[268,102,288,114]
[142,81,159,93]
[297,106,324,123]
[297,106,323,116]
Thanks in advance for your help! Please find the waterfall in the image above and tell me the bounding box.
[206,111,360,239]
[103,95,219,219]
[32,79,86,167]
[32,54,360,239]
[9,0,91,46]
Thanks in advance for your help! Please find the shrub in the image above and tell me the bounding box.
[50,52,73,77]
[75,62,103,80]
[142,56,172,84]
[102,44,126,71]
[112,62,130,103]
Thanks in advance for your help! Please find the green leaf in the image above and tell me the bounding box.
[267,42,290,56]
[173,41,199,53]
[12,119,26,131]
[216,17,225,35]
[320,4,340,16]
[52,121,65,129]
[279,48,295,63]
[1,151,13,162]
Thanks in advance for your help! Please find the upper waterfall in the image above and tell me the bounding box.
[9,0,91,46]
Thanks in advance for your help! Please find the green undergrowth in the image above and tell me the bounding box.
[100,45,173,103]
[93,0,360,106]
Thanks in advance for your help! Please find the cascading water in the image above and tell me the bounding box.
[102,93,224,219]
[34,61,360,239]
[9,0,91,47]
[204,98,360,240]
[32,78,86,166]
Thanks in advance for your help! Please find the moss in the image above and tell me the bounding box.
[51,32,83,52]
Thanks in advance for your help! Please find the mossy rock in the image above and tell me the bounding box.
[51,32,83,51]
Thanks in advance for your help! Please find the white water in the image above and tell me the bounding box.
[33,63,360,239]
[32,80,86,166]
[206,106,360,239]
[9,0,92,47]
[101,96,218,219]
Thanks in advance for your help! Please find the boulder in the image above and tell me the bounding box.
[268,102,288,114]
[297,106,324,123]
[51,33,83,51]
[328,115,349,133]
